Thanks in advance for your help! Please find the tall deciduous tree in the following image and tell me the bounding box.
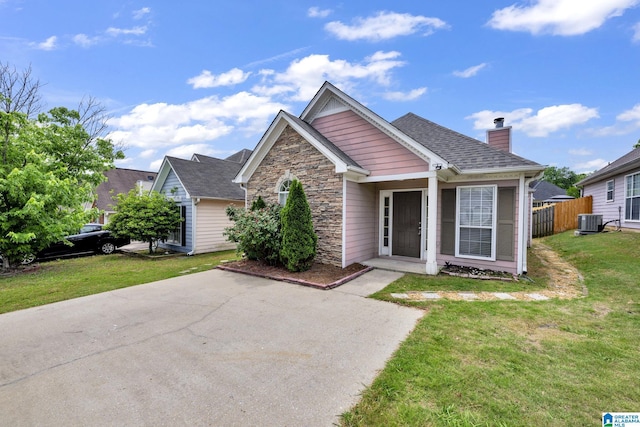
[542,166,588,198]
[106,189,183,254]
[0,63,123,270]
[0,108,122,269]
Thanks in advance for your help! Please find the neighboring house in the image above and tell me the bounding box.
[93,168,157,224]
[151,151,251,254]
[530,180,569,206]
[234,82,545,275]
[577,147,640,230]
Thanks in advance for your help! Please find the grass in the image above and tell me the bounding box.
[342,231,640,426]
[0,250,237,314]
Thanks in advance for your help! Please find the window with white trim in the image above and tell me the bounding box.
[278,179,292,206]
[456,185,496,259]
[625,173,640,221]
[606,179,615,202]
[167,205,186,245]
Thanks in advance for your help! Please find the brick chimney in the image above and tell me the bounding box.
[486,117,511,153]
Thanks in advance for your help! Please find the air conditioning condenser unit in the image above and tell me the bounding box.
[578,214,602,234]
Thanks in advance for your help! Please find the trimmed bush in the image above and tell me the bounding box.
[280,180,317,272]
[251,195,266,211]
[224,203,281,265]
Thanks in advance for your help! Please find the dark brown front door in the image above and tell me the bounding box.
[392,191,421,257]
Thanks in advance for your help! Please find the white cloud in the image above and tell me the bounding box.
[254,51,407,101]
[73,33,100,48]
[633,22,640,41]
[487,0,640,36]
[453,63,487,78]
[573,158,609,173]
[467,104,599,137]
[325,11,447,41]
[187,68,251,89]
[568,148,592,156]
[107,92,288,150]
[106,26,148,37]
[591,104,640,136]
[383,87,427,101]
[139,149,156,158]
[133,7,151,20]
[617,103,640,122]
[308,7,332,18]
[34,36,57,51]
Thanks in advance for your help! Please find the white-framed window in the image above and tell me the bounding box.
[456,185,497,260]
[166,205,186,245]
[606,179,615,202]
[625,172,640,221]
[278,179,292,206]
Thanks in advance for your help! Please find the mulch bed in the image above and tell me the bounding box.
[217,259,372,290]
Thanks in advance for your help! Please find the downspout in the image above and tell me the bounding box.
[240,184,248,209]
[342,176,347,268]
[518,171,543,274]
[189,197,200,256]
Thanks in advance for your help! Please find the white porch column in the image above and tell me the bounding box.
[517,174,526,275]
[426,174,439,275]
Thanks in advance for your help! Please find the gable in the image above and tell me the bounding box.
[153,156,245,200]
[311,110,429,177]
[158,168,187,201]
[234,110,369,184]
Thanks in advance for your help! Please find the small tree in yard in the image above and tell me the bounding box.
[106,189,182,254]
[224,203,282,265]
[280,180,317,272]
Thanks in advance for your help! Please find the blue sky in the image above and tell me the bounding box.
[2,0,640,174]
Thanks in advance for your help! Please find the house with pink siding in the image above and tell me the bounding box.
[577,147,640,230]
[234,82,545,275]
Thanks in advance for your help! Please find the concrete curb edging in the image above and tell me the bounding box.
[216,264,374,290]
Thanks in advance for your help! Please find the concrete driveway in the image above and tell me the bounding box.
[0,269,422,426]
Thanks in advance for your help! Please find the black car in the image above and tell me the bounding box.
[35,223,130,261]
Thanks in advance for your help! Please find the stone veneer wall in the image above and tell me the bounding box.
[246,125,343,267]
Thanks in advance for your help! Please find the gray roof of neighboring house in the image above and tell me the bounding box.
[529,180,567,201]
[95,168,157,211]
[577,147,640,186]
[391,113,542,172]
[282,111,365,170]
[224,149,253,164]
[166,156,245,200]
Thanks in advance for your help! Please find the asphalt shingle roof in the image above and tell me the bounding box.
[391,113,542,172]
[578,147,640,186]
[529,180,567,201]
[224,149,253,164]
[167,155,245,200]
[95,168,157,210]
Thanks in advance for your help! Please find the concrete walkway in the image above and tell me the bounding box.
[0,269,421,427]
[390,290,554,301]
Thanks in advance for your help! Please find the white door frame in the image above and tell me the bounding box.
[378,188,428,260]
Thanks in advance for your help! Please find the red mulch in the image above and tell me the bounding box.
[217,259,372,289]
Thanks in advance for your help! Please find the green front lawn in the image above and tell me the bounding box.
[0,250,237,314]
[342,231,640,426]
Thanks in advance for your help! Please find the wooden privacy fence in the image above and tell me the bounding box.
[532,196,592,238]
